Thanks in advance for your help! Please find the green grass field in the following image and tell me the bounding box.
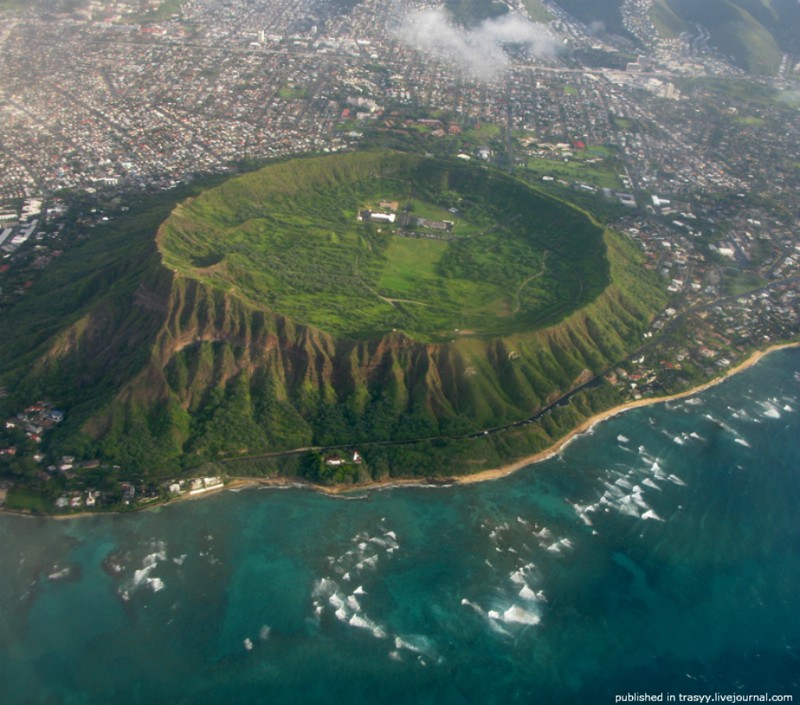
[160,152,610,341]
[379,237,448,298]
[278,86,308,100]
[526,156,623,190]
[734,116,766,126]
[722,270,768,297]
[521,0,554,22]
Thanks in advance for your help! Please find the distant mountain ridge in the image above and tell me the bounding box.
[554,0,799,74]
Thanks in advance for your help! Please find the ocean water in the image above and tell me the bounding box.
[1,348,799,705]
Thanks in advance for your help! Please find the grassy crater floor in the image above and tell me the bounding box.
[160,152,610,341]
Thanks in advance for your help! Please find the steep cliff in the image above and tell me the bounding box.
[0,154,665,480]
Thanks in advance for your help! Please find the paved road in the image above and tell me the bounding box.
[220,274,800,466]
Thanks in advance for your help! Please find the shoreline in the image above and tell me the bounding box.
[451,341,800,487]
[4,342,798,517]
[229,341,799,495]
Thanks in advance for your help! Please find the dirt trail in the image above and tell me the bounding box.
[512,251,548,315]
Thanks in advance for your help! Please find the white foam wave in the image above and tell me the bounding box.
[761,403,781,419]
[47,567,71,581]
[617,434,630,443]
[354,555,379,571]
[370,532,400,550]
[347,594,361,612]
[144,549,165,566]
[313,577,338,599]
[461,599,513,637]
[329,591,346,610]
[546,537,573,553]
[734,437,752,448]
[243,638,253,651]
[133,563,156,587]
[631,487,649,509]
[349,614,387,639]
[461,598,482,613]
[394,634,437,660]
[614,495,642,518]
[707,415,744,442]
[571,502,595,526]
[312,527,404,642]
[509,563,536,583]
[502,604,541,626]
[667,474,687,486]
[641,510,664,521]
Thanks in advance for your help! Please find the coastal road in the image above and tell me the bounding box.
[219,273,800,470]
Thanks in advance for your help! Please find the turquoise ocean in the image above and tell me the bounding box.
[1,348,799,705]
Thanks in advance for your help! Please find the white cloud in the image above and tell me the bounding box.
[395,8,557,81]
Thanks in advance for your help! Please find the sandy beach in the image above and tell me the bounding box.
[452,342,800,486]
[218,341,799,496]
[285,341,800,493]
[7,341,798,517]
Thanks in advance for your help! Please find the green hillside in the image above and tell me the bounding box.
[652,0,790,74]
[550,0,798,74]
[650,0,689,36]
[0,152,666,484]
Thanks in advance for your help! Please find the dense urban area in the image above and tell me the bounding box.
[1,0,799,512]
